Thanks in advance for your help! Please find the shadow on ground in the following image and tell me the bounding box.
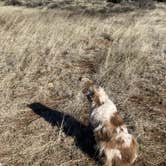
[28,103,100,163]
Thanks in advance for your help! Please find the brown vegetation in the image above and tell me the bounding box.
[0,1,166,166]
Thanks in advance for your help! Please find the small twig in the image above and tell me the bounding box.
[57,115,65,142]
[60,159,84,166]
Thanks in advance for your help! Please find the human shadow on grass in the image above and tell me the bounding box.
[28,102,100,163]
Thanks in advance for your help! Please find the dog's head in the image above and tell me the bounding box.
[80,77,109,107]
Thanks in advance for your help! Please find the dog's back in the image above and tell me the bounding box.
[80,78,138,166]
[89,89,138,166]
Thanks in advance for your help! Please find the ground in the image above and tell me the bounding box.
[0,1,166,166]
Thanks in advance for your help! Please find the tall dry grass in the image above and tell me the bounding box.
[0,2,166,165]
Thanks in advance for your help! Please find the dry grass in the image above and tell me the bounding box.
[0,2,166,166]
[1,0,157,14]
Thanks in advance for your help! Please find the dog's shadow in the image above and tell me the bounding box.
[28,103,100,163]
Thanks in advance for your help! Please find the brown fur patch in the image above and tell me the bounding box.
[94,126,112,142]
[102,136,138,166]
[93,93,102,106]
[119,137,138,164]
[110,112,124,127]
[94,121,118,142]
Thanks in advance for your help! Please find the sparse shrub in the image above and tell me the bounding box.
[135,0,155,8]
[4,0,21,5]
[106,0,155,8]
[2,0,164,9]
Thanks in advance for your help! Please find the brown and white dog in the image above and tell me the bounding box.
[81,78,138,166]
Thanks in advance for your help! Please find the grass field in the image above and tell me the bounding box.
[0,1,166,165]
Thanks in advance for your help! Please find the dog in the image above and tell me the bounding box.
[81,78,138,166]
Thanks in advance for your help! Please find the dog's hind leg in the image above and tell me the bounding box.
[104,149,122,166]
[105,160,113,166]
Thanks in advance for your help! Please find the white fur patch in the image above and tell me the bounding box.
[116,132,132,147]
[90,99,117,127]
[132,154,137,163]
[90,87,117,128]
[105,149,122,161]
[97,87,109,104]
[94,124,103,132]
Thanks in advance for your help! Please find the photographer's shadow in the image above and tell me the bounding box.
[28,103,99,162]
